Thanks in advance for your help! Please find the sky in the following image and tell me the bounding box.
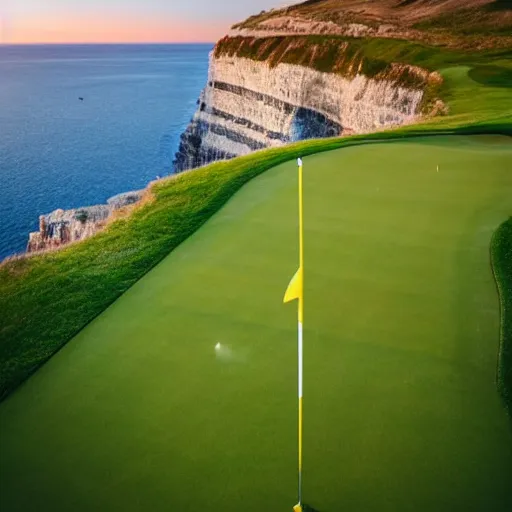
[0,0,292,44]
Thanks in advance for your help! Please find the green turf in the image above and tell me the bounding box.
[1,136,511,512]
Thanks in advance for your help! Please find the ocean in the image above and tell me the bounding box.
[0,44,212,260]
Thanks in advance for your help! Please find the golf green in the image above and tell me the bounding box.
[1,136,511,511]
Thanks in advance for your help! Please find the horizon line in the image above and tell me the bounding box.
[0,41,217,46]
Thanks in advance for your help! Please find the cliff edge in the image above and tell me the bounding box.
[173,0,510,173]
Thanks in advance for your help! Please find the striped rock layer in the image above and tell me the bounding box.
[174,53,427,172]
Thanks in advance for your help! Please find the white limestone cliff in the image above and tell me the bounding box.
[174,52,440,172]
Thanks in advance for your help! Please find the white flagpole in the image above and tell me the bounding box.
[296,157,304,512]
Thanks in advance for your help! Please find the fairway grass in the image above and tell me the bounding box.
[1,136,511,511]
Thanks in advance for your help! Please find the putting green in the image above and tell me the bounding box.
[1,136,511,511]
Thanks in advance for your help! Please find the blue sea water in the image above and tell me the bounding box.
[0,44,212,260]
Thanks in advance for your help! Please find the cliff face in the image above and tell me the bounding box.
[174,41,440,172]
[27,190,143,253]
[174,0,511,173]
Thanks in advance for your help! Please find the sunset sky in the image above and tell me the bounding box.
[1,0,288,44]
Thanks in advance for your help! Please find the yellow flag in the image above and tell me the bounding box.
[284,267,303,303]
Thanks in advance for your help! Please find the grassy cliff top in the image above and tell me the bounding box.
[233,0,512,50]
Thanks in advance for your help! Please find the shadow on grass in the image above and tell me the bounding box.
[302,505,320,512]
[486,0,512,12]
[491,218,512,417]
[468,66,512,88]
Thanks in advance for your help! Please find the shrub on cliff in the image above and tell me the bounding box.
[75,210,89,224]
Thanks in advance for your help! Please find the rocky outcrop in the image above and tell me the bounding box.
[27,190,143,253]
[174,48,438,172]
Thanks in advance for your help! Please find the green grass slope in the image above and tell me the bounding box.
[492,217,512,411]
[1,136,511,511]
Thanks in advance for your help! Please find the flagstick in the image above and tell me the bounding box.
[297,159,304,511]
[285,158,305,512]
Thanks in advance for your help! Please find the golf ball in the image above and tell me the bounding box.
[215,343,221,350]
